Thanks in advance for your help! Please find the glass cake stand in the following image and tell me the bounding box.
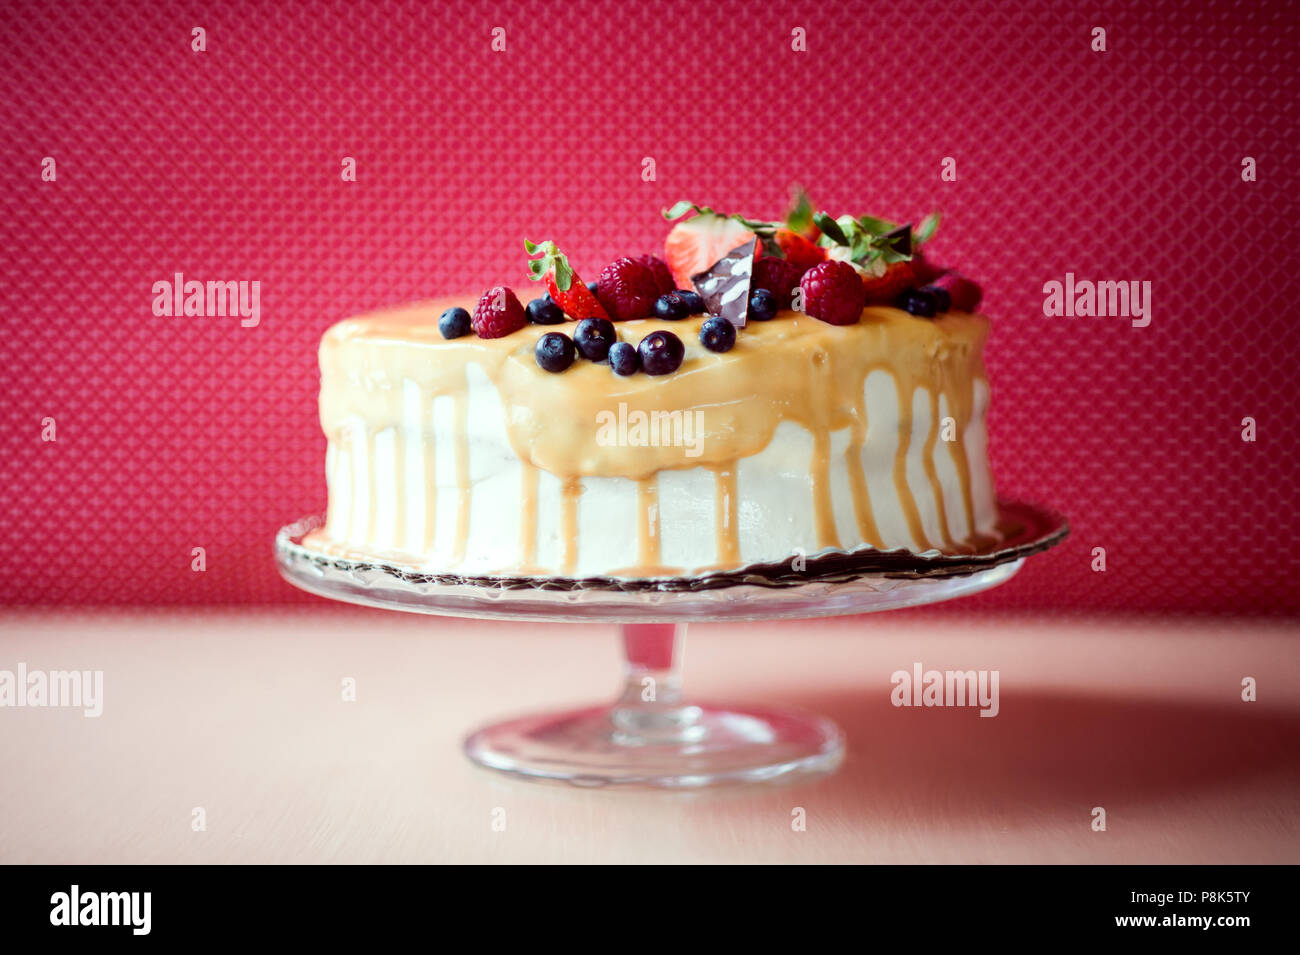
[275,501,1066,788]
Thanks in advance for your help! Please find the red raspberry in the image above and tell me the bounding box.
[471,286,526,338]
[752,255,803,309]
[596,257,659,321]
[635,254,675,296]
[800,260,866,325]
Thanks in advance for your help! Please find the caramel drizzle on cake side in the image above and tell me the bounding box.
[308,301,992,575]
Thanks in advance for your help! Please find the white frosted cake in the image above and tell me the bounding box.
[304,199,999,578]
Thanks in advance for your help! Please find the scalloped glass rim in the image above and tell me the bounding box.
[275,499,1066,623]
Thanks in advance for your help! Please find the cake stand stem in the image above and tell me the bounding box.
[462,620,845,787]
[612,623,698,744]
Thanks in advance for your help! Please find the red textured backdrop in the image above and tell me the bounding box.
[2,0,1297,612]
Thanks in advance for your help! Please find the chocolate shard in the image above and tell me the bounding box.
[691,238,757,328]
[881,222,912,257]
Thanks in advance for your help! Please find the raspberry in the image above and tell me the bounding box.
[635,254,675,297]
[471,286,526,338]
[752,255,802,309]
[596,257,659,321]
[800,260,865,325]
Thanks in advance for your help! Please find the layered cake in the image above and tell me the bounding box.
[305,197,998,578]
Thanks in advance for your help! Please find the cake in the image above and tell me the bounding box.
[304,197,999,579]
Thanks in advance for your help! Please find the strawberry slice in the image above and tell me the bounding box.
[524,239,609,320]
[662,202,757,291]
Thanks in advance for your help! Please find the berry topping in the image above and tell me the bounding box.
[920,284,951,313]
[635,254,675,297]
[596,256,660,321]
[752,255,802,308]
[534,332,576,372]
[662,203,758,290]
[929,272,983,312]
[637,330,685,376]
[608,341,640,376]
[895,288,938,318]
[524,239,609,320]
[812,211,941,304]
[472,286,527,338]
[772,228,825,272]
[748,288,778,321]
[526,295,565,325]
[677,289,705,314]
[652,292,690,321]
[573,317,617,361]
[699,316,736,353]
[799,261,866,326]
[910,250,939,286]
[438,306,472,339]
[860,259,923,306]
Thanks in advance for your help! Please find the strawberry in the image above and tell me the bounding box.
[930,271,983,312]
[800,261,865,325]
[524,239,609,320]
[662,202,757,290]
[773,228,825,273]
[812,212,943,306]
[860,260,923,306]
[471,286,526,338]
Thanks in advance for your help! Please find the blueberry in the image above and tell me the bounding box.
[573,317,617,361]
[677,289,705,314]
[535,332,576,372]
[748,288,778,321]
[638,330,684,375]
[699,316,736,353]
[438,307,472,339]
[526,295,565,325]
[919,284,951,313]
[608,341,640,376]
[652,292,690,321]
[587,280,599,296]
[895,288,938,318]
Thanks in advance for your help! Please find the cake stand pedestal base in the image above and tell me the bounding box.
[463,623,844,787]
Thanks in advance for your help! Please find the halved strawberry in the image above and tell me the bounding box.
[861,260,923,306]
[773,228,825,273]
[662,202,757,290]
[523,239,609,320]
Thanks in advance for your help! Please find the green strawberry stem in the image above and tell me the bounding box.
[523,238,575,291]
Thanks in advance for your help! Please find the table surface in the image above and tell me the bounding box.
[1,608,1297,864]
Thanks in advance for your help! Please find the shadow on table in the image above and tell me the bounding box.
[767,685,1300,821]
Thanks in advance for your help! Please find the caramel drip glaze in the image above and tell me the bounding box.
[309,296,994,576]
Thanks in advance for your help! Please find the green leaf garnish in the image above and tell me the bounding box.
[913,212,940,246]
[784,187,815,234]
[813,211,849,246]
